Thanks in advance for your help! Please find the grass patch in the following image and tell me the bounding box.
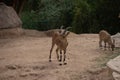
[95,49,120,67]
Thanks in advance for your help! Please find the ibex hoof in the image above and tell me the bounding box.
[49,60,52,62]
[59,60,62,62]
[59,63,62,66]
[64,63,67,65]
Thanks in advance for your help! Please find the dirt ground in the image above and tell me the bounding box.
[0,32,115,80]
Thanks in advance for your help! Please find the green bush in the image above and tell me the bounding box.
[21,0,120,34]
[21,0,74,31]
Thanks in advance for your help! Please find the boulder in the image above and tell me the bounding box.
[113,72,120,80]
[0,3,23,38]
[107,56,120,80]
[112,32,120,48]
[107,33,120,79]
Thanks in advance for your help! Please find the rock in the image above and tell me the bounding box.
[112,33,120,38]
[6,64,22,70]
[0,3,22,29]
[29,72,39,76]
[113,72,120,80]
[107,56,120,74]
[6,65,17,70]
[19,72,28,77]
[0,3,23,38]
[0,28,23,38]
[32,66,46,70]
[87,67,107,75]
[24,69,31,72]
[112,32,120,47]
[107,55,120,80]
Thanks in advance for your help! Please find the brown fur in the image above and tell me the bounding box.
[99,30,115,51]
[49,27,70,65]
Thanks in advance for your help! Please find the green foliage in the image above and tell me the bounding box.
[21,11,42,30]
[21,0,120,33]
[72,8,81,33]
[21,0,74,30]
[72,0,91,33]
[95,0,120,34]
[38,0,74,29]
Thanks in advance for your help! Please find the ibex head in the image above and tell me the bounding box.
[59,25,71,38]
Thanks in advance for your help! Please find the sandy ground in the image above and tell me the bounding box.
[0,33,114,80]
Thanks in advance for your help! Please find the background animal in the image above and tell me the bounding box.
[99,30,115,51]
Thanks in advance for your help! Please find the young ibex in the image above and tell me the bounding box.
[49,26,71,65]
[99,30,115,51]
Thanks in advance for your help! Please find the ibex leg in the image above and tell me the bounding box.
[59,50,62,65]
[104,42,107,50]
[63,50,67,65]
[56,48,59,62]
[99,40,102,47]
[59,50,62,62]
[49,43,55,62]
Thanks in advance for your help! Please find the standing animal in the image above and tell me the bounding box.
[99,30,115,51]
[49,26,71,65]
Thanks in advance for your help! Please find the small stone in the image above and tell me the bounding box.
[6,65,17,70]
[19,73,28,77]
[87,67,107,75]
[59,63,62,66]
[29,72,39,76]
